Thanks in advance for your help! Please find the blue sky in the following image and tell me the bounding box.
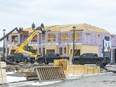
[0,0,116,46]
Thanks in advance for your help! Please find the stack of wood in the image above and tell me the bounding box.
[54,59,69,70]
[0,62,7,84]
[54,59,100,76]
[64,65,100,76]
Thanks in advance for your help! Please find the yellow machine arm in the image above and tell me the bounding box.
[0,27,22,41]
[19,29,41,49]
[16,24,45,59]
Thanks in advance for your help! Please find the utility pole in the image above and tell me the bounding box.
[3,29,6,60]
[69,26,76,64]
[73,26,76,57]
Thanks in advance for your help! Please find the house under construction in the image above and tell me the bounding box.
[4,23,116,63]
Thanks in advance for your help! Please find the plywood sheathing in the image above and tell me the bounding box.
[12,23,110,34]
[45,23,110,34]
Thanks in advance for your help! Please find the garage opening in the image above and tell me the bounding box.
[59,48,62,55]
[46,50,55,54]
[74,49,80,56]
[113,49,116,63]
[43,48,45,55]
[10,49,16,55]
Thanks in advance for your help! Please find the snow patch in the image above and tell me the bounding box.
[7,80,62,87]
[6,72,15,75]
[31,81,62,86]
[7,76,26,83]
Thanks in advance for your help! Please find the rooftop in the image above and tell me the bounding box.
[13,23,110,34]
[45,23,110,34]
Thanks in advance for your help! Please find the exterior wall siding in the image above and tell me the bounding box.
[98,46,103,57]
[8,34,20,45]
[81,45,98,55]
[81,32,86,44]
[111,35,116,47]
[6,28,116,62]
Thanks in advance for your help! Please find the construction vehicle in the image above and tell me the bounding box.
[0,27,22,41]
[0,27,22,61]
[10,23,46,61]
[0,24,46,63]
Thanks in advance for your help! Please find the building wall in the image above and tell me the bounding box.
[65,44,98,57]
[81,45,98,55]
[5,28,116,63]
[45,45,58,54]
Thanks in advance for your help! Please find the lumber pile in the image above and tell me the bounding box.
[54,59,100,76]
[0,62,7,84]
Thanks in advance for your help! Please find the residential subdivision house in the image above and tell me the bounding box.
[5,23,116,63]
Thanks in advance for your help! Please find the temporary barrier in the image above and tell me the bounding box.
[26,66,66,82]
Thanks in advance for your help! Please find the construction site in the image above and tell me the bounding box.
[0,23,116,87]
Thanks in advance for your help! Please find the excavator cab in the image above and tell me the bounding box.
[23,45,37,54]
[36,23,45,34]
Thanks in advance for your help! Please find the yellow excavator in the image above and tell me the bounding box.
[15,23,46,60]
[0,24,46,63]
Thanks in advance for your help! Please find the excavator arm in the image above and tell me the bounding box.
[16,24,46,59]
[0,27,22,41]
[19,29,41,49]
[19,24,45,49]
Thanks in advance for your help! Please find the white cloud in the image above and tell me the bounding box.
[86,0,116,8]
